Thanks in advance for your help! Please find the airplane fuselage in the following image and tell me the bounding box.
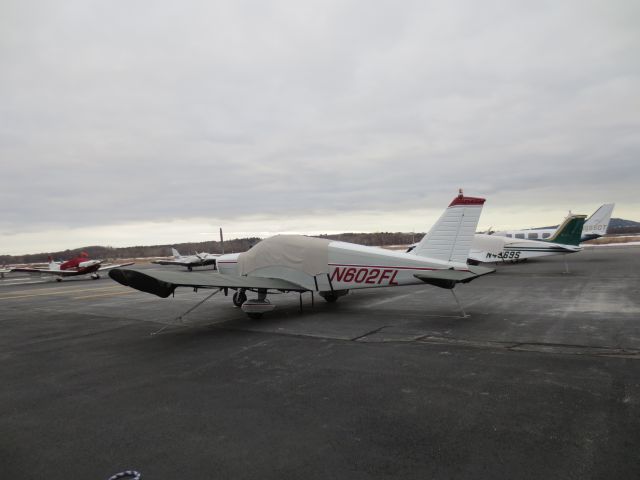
[469,234,581,263]
[217,241,470,292]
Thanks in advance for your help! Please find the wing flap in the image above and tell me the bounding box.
[109,267,306,298]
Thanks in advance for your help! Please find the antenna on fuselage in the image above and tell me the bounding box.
[219,227,224,254]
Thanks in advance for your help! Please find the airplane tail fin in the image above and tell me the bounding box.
[409,190,486,265]
[583,203,615,238]
[545,214,587,246]
[48,256,61,270]
[171,248,181,258]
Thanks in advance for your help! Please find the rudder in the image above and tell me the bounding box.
[545,215,587,246]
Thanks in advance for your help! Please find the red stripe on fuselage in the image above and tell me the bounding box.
[328,263,470,273]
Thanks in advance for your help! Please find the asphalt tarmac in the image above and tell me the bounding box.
[1,246,639,479]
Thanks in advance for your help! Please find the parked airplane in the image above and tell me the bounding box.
[492,203,614,243]
[110,191,495,319]
[152,228,224,270]
[152,248,219,271]
[0,266,11,278]
[11,252,134,281]
[468,214,586,264]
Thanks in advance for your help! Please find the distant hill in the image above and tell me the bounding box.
[1,232,418,264]
[609,218,640,233]
[2,219,638,264]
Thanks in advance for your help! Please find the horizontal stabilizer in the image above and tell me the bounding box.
[414,265,495,289]
[109,268,306,298]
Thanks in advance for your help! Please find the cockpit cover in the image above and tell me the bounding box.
[238,235,331,276]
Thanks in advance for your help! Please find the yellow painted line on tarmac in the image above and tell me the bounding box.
[0,286,128,301]
[70,290,136,300]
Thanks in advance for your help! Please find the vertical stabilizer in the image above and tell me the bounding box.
[171,248,181,259]
[582,203,614,240]
[545,215,587,246]
[410,190,486,264]
[48,256,60,271]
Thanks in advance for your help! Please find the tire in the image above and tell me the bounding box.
[233,291,247,307]
[322,294,338,303]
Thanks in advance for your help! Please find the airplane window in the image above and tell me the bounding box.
[515,233,525,239]
[528,233,538,239]
[542,233,551,239]
[506,234,512,238]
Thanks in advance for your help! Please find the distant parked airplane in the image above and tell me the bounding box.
[152,248,219,271]
[492,203,614,243]
[468,214,586,264]
[152,228,224,270]
[11,252,134,281]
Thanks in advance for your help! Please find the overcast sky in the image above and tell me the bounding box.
[1,0,639,255]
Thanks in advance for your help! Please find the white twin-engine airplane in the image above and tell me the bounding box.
[492,203,615,243]
[152,248,219,271]
[110,191,495,319]
[468,214,587,264]
[152,228,224,270]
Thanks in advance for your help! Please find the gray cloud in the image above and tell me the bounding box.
[1,0,639,248]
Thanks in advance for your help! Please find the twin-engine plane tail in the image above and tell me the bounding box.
[582,203,615,241]
[545,214,587,246]
[409,190,486,265]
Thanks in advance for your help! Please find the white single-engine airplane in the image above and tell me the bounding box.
[152,248,219,271]
[492,203,614,243]
[468,214,587,264]
[110,191,495,319]
[12,252,134,282]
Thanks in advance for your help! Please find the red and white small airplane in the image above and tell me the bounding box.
[110,190,495,319]
[11,252,134,282]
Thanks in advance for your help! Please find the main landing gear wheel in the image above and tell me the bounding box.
[233,290,247,307]
[91,273,101,280]
[55,278,63,282]
[322,294,339,303]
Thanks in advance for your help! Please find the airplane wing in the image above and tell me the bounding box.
[109,267,307,298]
[97,262,135,272]
[10,267,80,277]
[414,265,495,289]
